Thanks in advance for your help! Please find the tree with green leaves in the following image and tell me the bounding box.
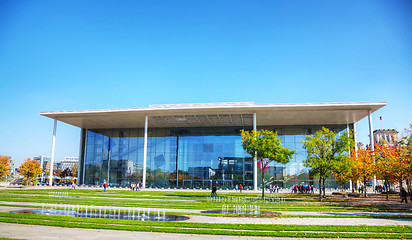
[332,156,353,191]
[241,129,295,199]
[302,127,353,201]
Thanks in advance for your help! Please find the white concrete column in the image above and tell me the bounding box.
[82,129,88,185]
[253,112,257,191]
[368,110,375,151]
[353,123,358,151]
[142,116,148,188]
[352,122,357,192]
[40,156,44,183]
[346,124,352,192]
[49,119,57,186]
[368,110,376,190]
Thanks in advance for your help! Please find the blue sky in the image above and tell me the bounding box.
[1,0,411,167]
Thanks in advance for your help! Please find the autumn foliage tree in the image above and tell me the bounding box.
[403,125,412,192]
[71,163,78,178]
[241,129,295,199]
[350,148,375,197]
[18,158,41,185]
[374,144,399,200]
[0,156,12,179]
[394,125,412,192]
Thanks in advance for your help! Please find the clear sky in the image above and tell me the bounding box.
[1,0,411,167]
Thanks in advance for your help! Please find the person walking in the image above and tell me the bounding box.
[211,185,217,197]
[239,184,243,193]
[104,181,108,192]
[235,184,238,192]
[400,187,408,203]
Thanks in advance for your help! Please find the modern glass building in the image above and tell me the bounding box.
[40,102,385,190]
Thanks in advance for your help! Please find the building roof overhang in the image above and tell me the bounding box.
[40,102,386,129]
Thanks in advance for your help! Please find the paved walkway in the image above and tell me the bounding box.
[0,223,389,240]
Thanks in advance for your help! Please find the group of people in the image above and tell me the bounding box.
[130,182,141,191]
[235,184,244,192]
[267,184,280,193]
[292,184,314,194]
[374,185,387,193]
[357,185,365,194]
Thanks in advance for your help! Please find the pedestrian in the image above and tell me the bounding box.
[137,182,141,191]
[235,184,238,192]
[104,181,108,192]
[400,187,408,203]
[72,182,76,190]
[211,185,217,197]
[239,184,243,193]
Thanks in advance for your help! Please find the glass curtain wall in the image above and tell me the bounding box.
[81,124,349,189]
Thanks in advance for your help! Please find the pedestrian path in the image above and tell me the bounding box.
[1,223,359,240]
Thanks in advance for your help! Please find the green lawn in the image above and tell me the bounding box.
[0,212,411,239]
[0,189,407,213]
[0,188,411,239]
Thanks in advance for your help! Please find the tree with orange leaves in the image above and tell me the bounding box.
[350,148,374,197]
[394,124,412,193]
[405,125,412,193]
[18,158,41,185]
[0,155,12,179]
[374,144,398,200]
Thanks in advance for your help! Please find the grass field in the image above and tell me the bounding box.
[0,188,411,239]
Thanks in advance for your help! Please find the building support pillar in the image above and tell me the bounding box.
[49,119,57,186]
[82,129,88,185]
[253,112,257,191]
[40,156,44,184]
[142,115,148,188]
[347,124,353,192]
[368,110,376,190]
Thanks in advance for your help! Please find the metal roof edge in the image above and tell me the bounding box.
[40,101,387,116]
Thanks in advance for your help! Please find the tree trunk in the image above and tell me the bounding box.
[261,170,265,200]
[352,180,355,193]
[322,177,326,198]
[363,180,367,198]
[385,182,389,201]
[319,177,322,202]
[399,178,403,190]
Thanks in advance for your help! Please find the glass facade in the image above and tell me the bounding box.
[79,124,350,189]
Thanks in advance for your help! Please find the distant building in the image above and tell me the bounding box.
[33,156,50,171]
[60,157,79,171]
[33,155,52,183]
[356,142,364,150]
[373,129,398,147]
[44,161,59,173]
